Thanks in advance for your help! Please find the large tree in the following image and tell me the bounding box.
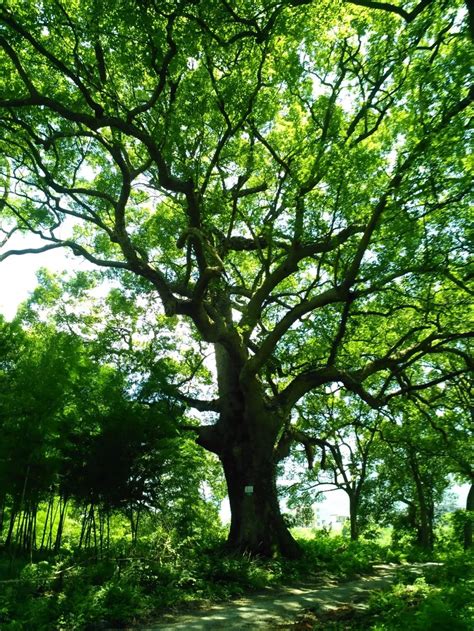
[0,0,472,556]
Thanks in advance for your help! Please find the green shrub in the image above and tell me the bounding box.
[314,553,474,631]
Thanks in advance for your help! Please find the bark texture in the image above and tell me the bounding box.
[197,343,300,558]
[349,494,359,541]
[409,454,433,551]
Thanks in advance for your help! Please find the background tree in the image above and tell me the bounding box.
[0,312,223,553]
[0,317,85,552]
[0,0,472,556]
[400,374,474,549]
[365,404,456,551]
[285,391,381,541]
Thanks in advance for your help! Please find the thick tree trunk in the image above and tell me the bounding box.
[349,494,359,541]
[198,343,300,558]
[409,452,433,551]
[464,482,473,550]
[416,504,432,550]
[221,442,300,558]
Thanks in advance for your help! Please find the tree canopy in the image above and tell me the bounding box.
[0,0,472,556]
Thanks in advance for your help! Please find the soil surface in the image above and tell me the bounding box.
[131,563,431,630]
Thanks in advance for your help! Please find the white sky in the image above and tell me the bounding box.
[0,235,72,320]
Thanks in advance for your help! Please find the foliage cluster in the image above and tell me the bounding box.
[0,315,223,555]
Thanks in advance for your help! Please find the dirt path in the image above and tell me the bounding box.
[134,563,429,630]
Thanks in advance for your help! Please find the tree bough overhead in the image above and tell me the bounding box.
[0,0,472,557]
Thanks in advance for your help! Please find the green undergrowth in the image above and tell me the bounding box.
[0,531,464,630]
[292,551,473,631]
[290,534,404,580]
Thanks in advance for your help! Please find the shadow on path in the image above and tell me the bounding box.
[131,562,434,630]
